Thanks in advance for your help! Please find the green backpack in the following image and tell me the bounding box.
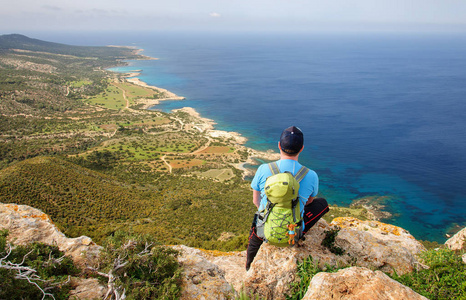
[256,162,309,247]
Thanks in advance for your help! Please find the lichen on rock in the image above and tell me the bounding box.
[0,202,101,267]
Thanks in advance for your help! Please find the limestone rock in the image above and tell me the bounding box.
[1,203,431,300]
[331,217,426,275]
[204,249,248,294]
[0,203,101,267]
[69,278,107,300]
[218,218,426,299]
[445,227,466,251]
[243,219,346,299]
[302,266,428,300]
[172,245,235,300]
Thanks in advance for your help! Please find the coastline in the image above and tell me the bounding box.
[111,66,396,222]
[115,69,279,177]
[113,56,391,221]
[122,71,186,110]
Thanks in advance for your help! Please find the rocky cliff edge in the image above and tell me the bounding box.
[1,202,456,300]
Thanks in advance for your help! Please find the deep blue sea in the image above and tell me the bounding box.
[37,31,466,242]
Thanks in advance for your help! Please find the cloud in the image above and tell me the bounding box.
[74,8,122,16]
[209,12,221,18]
[42,5,62,11]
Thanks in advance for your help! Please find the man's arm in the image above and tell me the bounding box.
[253,189,261,209]
[305,196,315,206]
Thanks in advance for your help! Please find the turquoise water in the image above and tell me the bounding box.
[61,31,466,242]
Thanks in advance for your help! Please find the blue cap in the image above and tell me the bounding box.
[280,126,304,155]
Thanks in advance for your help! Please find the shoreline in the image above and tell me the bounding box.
[115,69,279,177]
[113,57,393,223]
[112,63,392,219]
[122,71,186,110]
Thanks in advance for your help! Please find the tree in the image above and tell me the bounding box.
[0,230,78,300]
[88,231,182,300]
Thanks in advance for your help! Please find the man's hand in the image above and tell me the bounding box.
[305,197,315,206]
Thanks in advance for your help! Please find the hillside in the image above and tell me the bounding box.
[0,156,254,248]
[0,34,266,250]
[0,33,156,118]
[0,34,144,60]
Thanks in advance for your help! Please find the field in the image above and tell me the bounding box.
[84,81,163,110]
[198,146,235,154]
[196,168,236,181]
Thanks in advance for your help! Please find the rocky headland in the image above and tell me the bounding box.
[3,202,464,299]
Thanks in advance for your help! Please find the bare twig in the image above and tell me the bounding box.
[137,242,153,257]
[0,243,56,300]
[88,257,128,300]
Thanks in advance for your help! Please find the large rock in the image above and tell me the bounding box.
[243,219,344,299]
[238,217,426,299]
[331,217,426,275]
[175,217,428,300]
[170,220,338,300]
[1,203,430,300]
[302,267,428,300]
[172,245,236,300]
[0,203,101,267]
[69,278,107,300]
[445,227,466,251]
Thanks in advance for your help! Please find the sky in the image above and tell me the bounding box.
[1,0,466,33]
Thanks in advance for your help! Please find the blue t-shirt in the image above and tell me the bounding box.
[251,159,319,214]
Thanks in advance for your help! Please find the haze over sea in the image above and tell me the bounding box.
[42,31,466,242]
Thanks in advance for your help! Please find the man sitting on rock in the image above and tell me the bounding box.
[246,126,329,271]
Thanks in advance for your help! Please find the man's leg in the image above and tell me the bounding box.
[302,198,329,235]
[246,215,263,271]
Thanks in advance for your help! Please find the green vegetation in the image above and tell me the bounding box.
[87,83,127,109]
[0,230,79,299]
[321,227,345,255]
[85,81,165,110]
[0,34,144,60]
[0,156,254,249]
[93,230,182,299]
[322,204,372,223]
[3,34,462,300]
[0,33,254,251]
[286,256,346,300]
[283,248,466,300]
[236,289,263,300]
[390,248,466,300]
[0,228,183,300]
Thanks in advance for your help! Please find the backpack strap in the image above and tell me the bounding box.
[293,166,309,227]
[294,166,310,183]
[267,162,280,175]
[268,162,309,181]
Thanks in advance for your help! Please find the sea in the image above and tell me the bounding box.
[35,31,466,242]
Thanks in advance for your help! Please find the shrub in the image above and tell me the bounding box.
[390,248,466,300]
[286,256,345,300]
[321,227,345,255]
[0,229,79,300]
[92,230,182,300]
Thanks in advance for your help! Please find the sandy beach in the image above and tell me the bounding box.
[126,77,185,101]
[121,72,185,109]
